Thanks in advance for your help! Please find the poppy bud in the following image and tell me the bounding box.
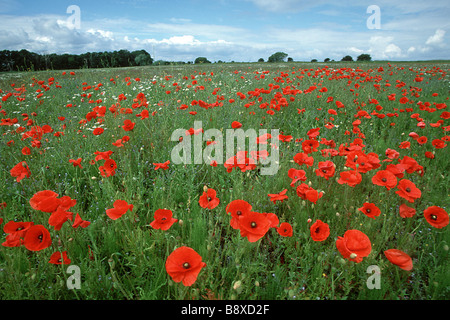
[233,280,242,290]
[350,253,358,259]
[443,245,449,251]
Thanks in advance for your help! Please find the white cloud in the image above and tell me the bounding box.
[368,36,403,59]
[0,0,448,63]
[87,29,115,40]
[426,29,446,46]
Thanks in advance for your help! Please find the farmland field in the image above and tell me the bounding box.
[0,61,449,301]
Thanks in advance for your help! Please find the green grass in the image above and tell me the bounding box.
[0,61,449,300]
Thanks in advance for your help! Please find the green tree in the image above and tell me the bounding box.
[268,52,288,63]
[324,58,330,62]
[194,57,211,64]
[258,58,264,62]
[357,53,372,61]
[341,55,353,62]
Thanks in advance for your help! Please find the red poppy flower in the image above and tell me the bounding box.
[310,219,330,242]
[29,190,61,213]
[302,139,320,154]
[154,160,170,170]
[72,213,91,228]
[137,109,149,119]
[386,164,405,178]
[122,119,135,131]
[264,212,279,228]
[306,127,320,139]
[268,189,288,204]
[165,246,206,286]
[112,139,124,147]
[371,170,397,190]
[99,159,117,177]
[384,249,413,271]
[423,206,448,229]
[48,207,74,230]
[93,127,104,135]
[432,139,447,149]
[225,199,252,229]
[277,222,293,237]
[385,148,399,159]
[23,224,52,251]
[10,161,30,182]
[337,170,362,187]
[398,156,422,174]
[395,179,421,203]
[239,211,271,242]
[424,151,434,159]
[279,134,293,142]
[231,121,242,129]
[2,221,34,247]
[358,202,381,219]
[288,168,307,187]
[22,147,31,155]
[399,203,416,218]
[315,161,335,180]
[399,141,410,149]
[417,136,427,145]
[69,158,83,169]
[199,188,220,209]
[336,229,371,263]
[49,251,71,265]
[306,188,323,204]
[234,151,256,172]
[94,150,113,161]
[293,152,314,167]
[106,200,133,220]
[150,209,178,230]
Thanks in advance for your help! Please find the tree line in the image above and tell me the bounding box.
[0,49,374,72]
[0,49,153,72]
[262,52,372,63]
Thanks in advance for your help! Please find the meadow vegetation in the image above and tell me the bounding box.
[0,61,448,300]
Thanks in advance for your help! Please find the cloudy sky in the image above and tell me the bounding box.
[0,0,449,62]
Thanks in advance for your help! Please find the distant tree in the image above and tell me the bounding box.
[311,59,318,62]
[268,52,288,63]
[287,57,293,62]
[153,60,170,66]
[324,58,330,62]
[341,55,353,62]
[194,57,211,64]
[134,53,153,66]
[258,58,264,62]
[0,49,151,71]
[357,53,372,61]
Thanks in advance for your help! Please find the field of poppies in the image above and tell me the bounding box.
[0,61,448,300]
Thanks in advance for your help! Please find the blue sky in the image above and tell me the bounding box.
[1,0,449,62]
